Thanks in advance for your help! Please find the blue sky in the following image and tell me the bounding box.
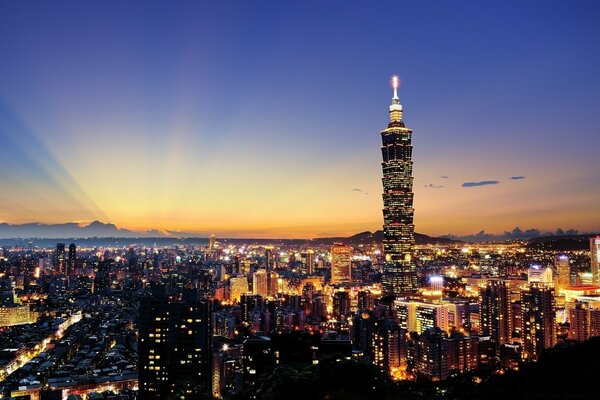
[0,1,598,237]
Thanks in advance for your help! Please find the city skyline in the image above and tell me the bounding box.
[1,1,599,238]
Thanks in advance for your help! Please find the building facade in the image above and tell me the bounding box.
[380,77,418,296]
[330,244,352,284]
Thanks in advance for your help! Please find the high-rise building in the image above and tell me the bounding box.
[380,76,418,296]
[554,255,571,292]
[358,290,374,310]
[446,333,479,373]
[394,299,468,334]
[330,244,352,284]
[265,247,275,294]
[241,294,263,324]
[67,243,76,277]
[567,299,600,341]
[252,269,268,298]
[55,243,66,274]
[230,275,249,303]
[479,281,512,349]
[370,317,405,377]
[332,291,351,321]
[591,237,600,286]
[267,271,279,297]
[568,301,590,341]
[139,289,212,399]
[521,283,556,361]
[305,250,315,275]
[407,327,449,381]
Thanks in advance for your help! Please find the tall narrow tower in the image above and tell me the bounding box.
[380,76,418,296]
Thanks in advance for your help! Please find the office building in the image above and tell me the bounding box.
[554,255,571,292]
[380,76,418,296]
[332,291,351,321]
[230,275,249,303]
[67,243,76,276]
[330,244,352,284]
[55,243,66,274]
[252,269,268,298]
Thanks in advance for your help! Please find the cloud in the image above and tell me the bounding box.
[440,176,449,179]
[462,180,499,187]
[351,188,369,195]
[424,183,444,189]
[510,176,526,180]
[441,226,583,242]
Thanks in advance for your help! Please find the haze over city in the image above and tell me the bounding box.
[1,1,599,238]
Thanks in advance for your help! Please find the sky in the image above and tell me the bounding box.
[0,1,599,238]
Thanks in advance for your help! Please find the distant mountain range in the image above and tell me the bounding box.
[312,230,457,245]
[0,221,142,238]
[0,221,456,245]
[0,221,595,249]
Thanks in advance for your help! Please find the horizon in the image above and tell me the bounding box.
[0,219,596,241]
[1,1,599,238]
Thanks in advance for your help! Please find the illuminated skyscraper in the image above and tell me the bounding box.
[568,301,590,342]
[591,237,600,286]
[303,250,315,275]
[380,76,417,295]
[230,275,249,303]
[139,288,212,399]
[479,281,511,349]
[330,244,352,284]
[521,283,556,361]
[67,243,76,276]
[265,247,275,294]
[55,243,66,275]
[252,269,268,298]
[554,255,571,292]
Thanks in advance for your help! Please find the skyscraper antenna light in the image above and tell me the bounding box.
[392,75,399,100]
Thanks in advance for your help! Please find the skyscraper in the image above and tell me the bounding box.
[67,243,76,277]
[230,275,250,303]
[265,247,275,294]
[139,288,212,399]
[479,281,512,350]
[380,76,417,296]
[252,269,268,298]
[55,243,66,275]
[305,249,315,275]
[521,283,556,361]
[591,237,600,286]
[554,255,571,292]
[330,244,352,284]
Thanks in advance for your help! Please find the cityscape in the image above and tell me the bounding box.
[1,2,600,400]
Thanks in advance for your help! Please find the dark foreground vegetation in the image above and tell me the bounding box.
[233,337,600,400]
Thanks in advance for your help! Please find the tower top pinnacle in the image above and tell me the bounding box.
[389,75,403,120]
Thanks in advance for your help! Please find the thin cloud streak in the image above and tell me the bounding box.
[462,180,499,187]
